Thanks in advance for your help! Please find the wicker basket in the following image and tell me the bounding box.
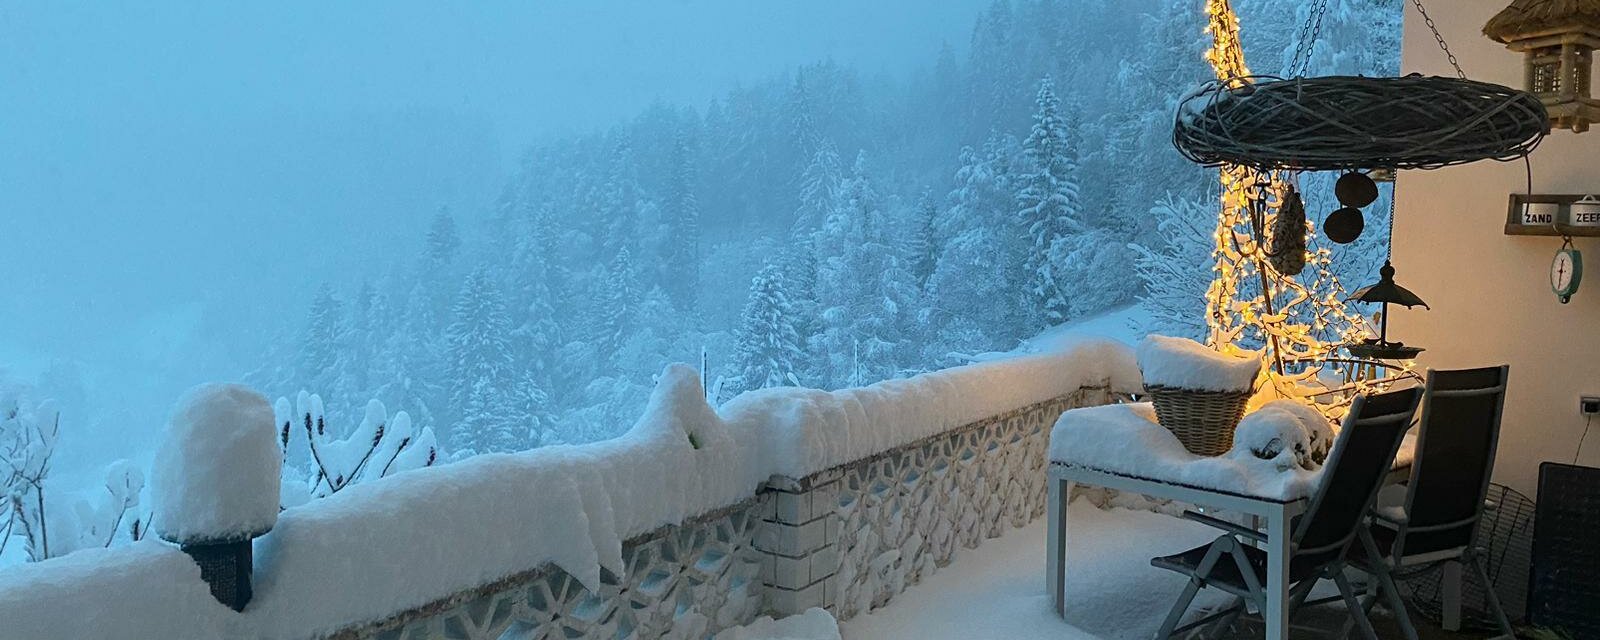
[1146,385,1253,456]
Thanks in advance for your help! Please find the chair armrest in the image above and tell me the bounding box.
[1181,510,1267,543]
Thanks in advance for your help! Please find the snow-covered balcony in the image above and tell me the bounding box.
[6,0,1600,639]
[0,338,1145,639]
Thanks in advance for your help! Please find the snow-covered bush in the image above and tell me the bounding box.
[275,392,440,505]
[3,387,150,562]
[1131,195,1216,341]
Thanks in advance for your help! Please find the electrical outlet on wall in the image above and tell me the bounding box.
[1582,396,1600,415]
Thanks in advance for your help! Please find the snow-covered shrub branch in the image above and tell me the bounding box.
[275,392,440,506]
[1131,194,1216,341]
[2,390,148,563]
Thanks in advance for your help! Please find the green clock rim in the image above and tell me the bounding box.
[1553,248,1583,297]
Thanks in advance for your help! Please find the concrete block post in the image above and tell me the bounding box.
[756,470,842,617]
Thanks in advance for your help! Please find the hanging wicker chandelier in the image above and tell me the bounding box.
[1173,73,1549,172]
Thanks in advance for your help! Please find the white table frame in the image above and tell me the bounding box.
[1046,462,1412,640]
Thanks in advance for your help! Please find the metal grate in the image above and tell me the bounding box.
[1398,483,1536,632]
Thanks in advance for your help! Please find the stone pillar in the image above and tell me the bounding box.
[755,470,841,616]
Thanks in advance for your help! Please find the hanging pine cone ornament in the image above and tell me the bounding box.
[1324,207,1365,244]
[1335,171,1379,208]
[1267,186,1308,275]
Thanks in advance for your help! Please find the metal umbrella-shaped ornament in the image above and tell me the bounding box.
[1346,260,1430,361]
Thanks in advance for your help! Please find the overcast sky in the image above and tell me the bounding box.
[0,1,989,475]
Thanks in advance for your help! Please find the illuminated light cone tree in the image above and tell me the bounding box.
[1197,0,1405,416]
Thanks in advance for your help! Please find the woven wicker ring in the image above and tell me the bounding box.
[1172,74,1549,172]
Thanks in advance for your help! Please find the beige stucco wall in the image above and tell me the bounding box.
[1392,0,1600,494]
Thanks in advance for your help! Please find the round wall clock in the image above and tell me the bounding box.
[1552,242,1583,304]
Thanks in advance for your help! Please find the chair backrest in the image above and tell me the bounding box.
[1294,387,1424,562]
[1400,366,1510,554]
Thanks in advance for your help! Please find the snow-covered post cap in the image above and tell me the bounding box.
[151,383,281,611]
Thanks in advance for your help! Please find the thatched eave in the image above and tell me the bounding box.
[1485,0,1600,43]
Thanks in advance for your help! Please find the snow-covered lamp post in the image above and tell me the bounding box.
[150,383,282,611]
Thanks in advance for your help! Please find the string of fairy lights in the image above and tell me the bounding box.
[1200,0,1414,417]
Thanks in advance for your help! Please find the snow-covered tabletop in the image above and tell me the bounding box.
[1048,402,1415,503]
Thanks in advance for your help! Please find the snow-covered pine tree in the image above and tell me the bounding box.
[927,137,1026,358]
[298,283,346,409]
[814,151,914,387]
[599,246,641,365]
[508,207,561,434]
[787,70,821,168]
[426,207,461,270]
[349,282,379,394]
[454,375,519,456]
[777,238,825,384]
[909,190,939,291]
[445,267,519,453]
[379,280,447,436]
[726,261,805,398]
[793,140,843,236]
[1015,76,1082,327]
[510,368,553,445]
[1281,0,1401,79]
[663,130,702,315]
[600,133,641,259]
[966,0,1025,140]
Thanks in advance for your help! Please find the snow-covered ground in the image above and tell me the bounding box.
[839,500,1229,640]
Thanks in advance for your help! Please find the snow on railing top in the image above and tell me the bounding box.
[0,337,1138,640]
[0,540,237,639]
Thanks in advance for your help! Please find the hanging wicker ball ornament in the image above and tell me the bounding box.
[1324,207,1365,244]
[1335,172,1379,208]
[1268,186,1309,276]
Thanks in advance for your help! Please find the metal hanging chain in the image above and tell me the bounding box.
[1411,0,1467,79]
[1287,0,1331,78]
[1386,183,1398,261]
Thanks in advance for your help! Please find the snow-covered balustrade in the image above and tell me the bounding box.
[0,339,1139,640]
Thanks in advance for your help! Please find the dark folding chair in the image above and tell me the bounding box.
[1150,386,1424,640]
[1352,366,1514,640]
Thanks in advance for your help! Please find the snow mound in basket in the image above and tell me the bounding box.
[1136,335,1260,392]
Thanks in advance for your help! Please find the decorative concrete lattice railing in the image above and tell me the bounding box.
[0,340,1139,640]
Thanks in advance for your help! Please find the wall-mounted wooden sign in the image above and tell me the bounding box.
[1505,194,1600,237]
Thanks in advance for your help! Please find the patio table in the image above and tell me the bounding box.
[1044,403,1414,640]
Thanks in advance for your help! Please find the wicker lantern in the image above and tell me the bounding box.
[1485,0,1600,132]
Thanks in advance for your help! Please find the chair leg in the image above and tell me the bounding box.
[1286,578,1316,618]
[1201,596,1247,640]
[1333,567,1382,640]
[1467,552,1516,640]
[1371,561,1420,640]
[1155,577,1205,640]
